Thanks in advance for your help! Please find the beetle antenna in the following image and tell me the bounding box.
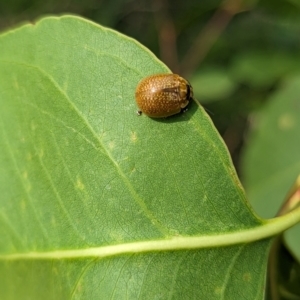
[192,97,214,116]
[203,105,214,116]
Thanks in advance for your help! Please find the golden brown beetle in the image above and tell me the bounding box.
[135,74,193,118]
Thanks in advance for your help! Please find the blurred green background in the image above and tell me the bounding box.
[1,0,299,173]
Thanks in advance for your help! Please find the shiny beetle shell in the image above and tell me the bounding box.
[135,74,193,118]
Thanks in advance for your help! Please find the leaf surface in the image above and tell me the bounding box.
[0,15,276,299]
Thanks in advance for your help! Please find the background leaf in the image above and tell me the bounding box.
[241,75,300,262]
[230,51,300,88]
[190,67,237,103]
[0,15,273,299]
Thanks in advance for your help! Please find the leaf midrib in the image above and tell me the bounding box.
[1,207,300,260]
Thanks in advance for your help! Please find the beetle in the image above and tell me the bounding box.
[135,74,193,118]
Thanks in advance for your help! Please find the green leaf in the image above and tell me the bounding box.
[0,15,299,299]
[241,75,300,261]
[230,51,300,88]
[190,67,237,103]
